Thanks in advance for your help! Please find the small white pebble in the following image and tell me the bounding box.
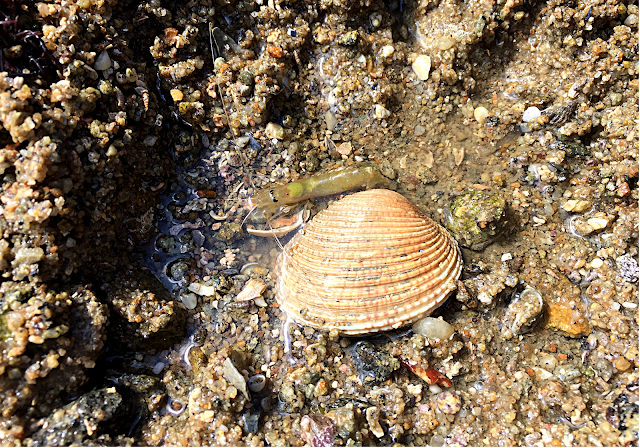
[354,155,364,162]
[590,258,604,269]
[501,253,513,262]
[429,384,442,394]
[94,50,112,71]
[254,296,268,307]
[610,301,621,311]
[414,125,425,136]
[106,145,118,157]
[522,106,541,123]
[152,362,165,374]
[587,217,609,230]
[325,111,337,130]
[374,104,391,119]
[181,292,198,309]
[622,302,638,309]
[412,55,431,80]
[380,45,395,58]
[474,106,489,124]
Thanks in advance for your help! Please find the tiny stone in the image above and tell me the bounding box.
[265,122,284,139]
[587,217,608,230]
[562,199,592,213]
[374,104,391,119]
[522,106,541,123]
[380,45,395,58]
[412,55,431,80]
[474,106,489,124]
[590,258,604,269]
[152,362,165,374]
[94,50,112,71]
[414,125,425,136]
[170,89,184,102]
[325,111,338,130]
[613,356,631,371]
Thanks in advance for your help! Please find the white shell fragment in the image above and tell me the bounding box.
[94,50,112,71]
[180,292,198,310]
[276,189,462,335]
[374,104,391,119]
[412,55,431,80]
[188,282,216,296]
[222,358,249,400]
[235,278,267,302]
[522,106,541,123]
[412,317,455,339]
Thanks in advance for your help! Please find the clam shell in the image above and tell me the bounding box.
[275,189,462,335]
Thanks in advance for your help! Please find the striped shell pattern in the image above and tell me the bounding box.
[275,189,462,335]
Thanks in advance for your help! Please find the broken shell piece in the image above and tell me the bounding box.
[235,278,267,302]
[247,374,266,393]
[246,209,307,238]
[222,358,249,400]
[453,147,464,166]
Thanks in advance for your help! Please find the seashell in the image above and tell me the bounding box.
[275,189,462,335]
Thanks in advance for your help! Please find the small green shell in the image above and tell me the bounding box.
[445,189,513,250]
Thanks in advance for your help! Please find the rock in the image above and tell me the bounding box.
[474,106,489,124]
[265,122,284,139]
[413,317,455,339]
[300,414,335,447]
[412,55,431,80]
[616,254,638,283]
[94,50,112,71]
[374,104,391,119]
[436,391,462,415]
[501,287,544,339]
[522,106,541,122]
[28,387,126,446]
[542,277,591,337]
[351,341,400,386]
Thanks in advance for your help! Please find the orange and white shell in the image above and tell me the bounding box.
[275,189,462,335]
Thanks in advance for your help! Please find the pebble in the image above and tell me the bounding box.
[380,45,395,58]
[590,258,604,269]
[180,292,198,309]
[412,317,455,339]
[152,362,165,374]
[265,122,284,139]
[325,111,337,130]
[562,199,592,213]
[412,55,431,80]
[94,50,112,71]
[522,106,541,122]
[170,89,184,102]
[414,125,425,136]
[613,356,631,371]
[222,358,249,400]
[587,217,608,230]
[374,104,391,119]
[436,391,462,414]
[474,106,489,124]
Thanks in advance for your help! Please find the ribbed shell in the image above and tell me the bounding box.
[275,189,462,335]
